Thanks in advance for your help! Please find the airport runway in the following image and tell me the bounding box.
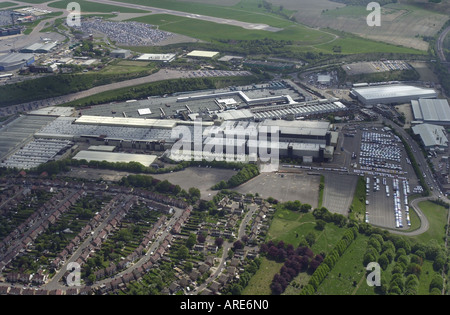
[88,0,283,32]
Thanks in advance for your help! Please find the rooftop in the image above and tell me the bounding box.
[411,98,450,124]
[186,50,219,58]
[352,84,437,102]
[412,123,448,148]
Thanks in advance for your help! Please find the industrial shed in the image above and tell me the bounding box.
[411,98,450,126]
[0,53,34,71]
[350,84,437,106]
[412,123,448,152]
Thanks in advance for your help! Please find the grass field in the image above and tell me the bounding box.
[412,200,449,246]
[0,2,18,9]
[48,0,149,13]
[317,234,371,295]
[242,258,283,295]
[245,189,449,295]
[98,59,156,75]
[130,14,333,45]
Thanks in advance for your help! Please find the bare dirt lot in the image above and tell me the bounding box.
[232,172,320,208]
[152,166,237,200]
[64,166,237,201]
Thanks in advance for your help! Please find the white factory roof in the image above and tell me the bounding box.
[411,98,450,124]
[216,109,254,121]
[186,50,219,58]
[260,120,330,136]
[412,123,448,148]
[75,115,178,129]
[352,84,437,103]
[136,53,176,62]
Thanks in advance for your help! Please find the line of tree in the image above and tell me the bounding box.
[211,164,260,190]
[0,70,156,108]
[312,206,348,227]
[300,226,358,295]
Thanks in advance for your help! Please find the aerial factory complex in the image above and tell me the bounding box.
[0,0,449,298]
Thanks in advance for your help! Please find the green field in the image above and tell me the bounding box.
[131,14,333,45]
[412,200,449,246]
[0,2,18,9]
[48,0,149,13]
[246,193,449,295]
[116,0,294,25]
[242,258,283,295]
[17,0,49,4]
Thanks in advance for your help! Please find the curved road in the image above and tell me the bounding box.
[436,25,450,64]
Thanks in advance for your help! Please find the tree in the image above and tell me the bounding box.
[315,220,326,231]
[305,232,316,247]
[233,240,244,250]
[215,237,224,248]
[378,254,389,270]
[186,234,197,249]
[300,203,312,213]
[177,245,189,260]
[188,187,201,200]
[429,274,443,292]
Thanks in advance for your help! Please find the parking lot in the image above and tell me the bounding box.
[322,173,358,216]
[365,176,412,230]
[233,172,320,208]
[340,122,422,230]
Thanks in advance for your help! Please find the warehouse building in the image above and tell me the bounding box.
[170,119,335,163]
[0,52,34,71]
[350,84,437,106]
[411,98,450,126]
[136,53,176,62]
[20,42,57,53]
[110,49,131,59]
[186,50,219,58]
[0,27,21,37]
[412,123,448,152]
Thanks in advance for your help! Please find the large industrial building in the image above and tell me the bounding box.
[0,53,34,71]
[136,53,176,62]
[350,84,437,106]
[0,80,344,170]
[110,49,131,59]
[411,98,450,126]
[20,41,57,54]
[76,80,348,122]
[412,123,448,152]
[186,50,219,58]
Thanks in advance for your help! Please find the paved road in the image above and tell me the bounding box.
[0,69,251,116]
[436,25,450,64]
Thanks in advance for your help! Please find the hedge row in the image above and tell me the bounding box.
[300,227,358,295]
